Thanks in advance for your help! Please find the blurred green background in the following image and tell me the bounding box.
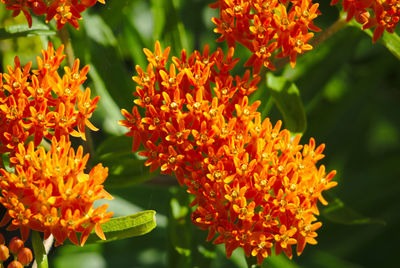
[0,0,399,267]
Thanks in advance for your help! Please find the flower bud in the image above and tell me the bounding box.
[0,234,5,244]
[355,10,370,25]
[8,237,24,255]
[0,244,10,262]
[7,260,23,268]
[17,248,33,266]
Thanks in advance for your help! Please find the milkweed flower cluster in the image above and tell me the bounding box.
[0,42,98,156]
[121,41,337,264]
[0,137,112,246]
[331,0,400,42]
[210,0,322,72]
[0,42,113,246]
[0,0,105,29]
[0,234,33,267]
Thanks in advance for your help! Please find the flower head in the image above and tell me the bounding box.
[0,137,113,246]
[210,0,322,71]
[332,0,400,42]
[121,41,337,264]
[0,0,106,29]
[0,42,99,156]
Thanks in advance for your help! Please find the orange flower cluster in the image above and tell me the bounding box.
[0,235,33,267]
[0,42,98,156]
[121,41,337,264]
[0,0,105,29]
[331,0,400,42]
[0,137,113,246]
[210,0,322,72]
[0,42,113,246]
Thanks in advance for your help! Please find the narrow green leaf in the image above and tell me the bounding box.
[262,253,301,268]
[83,13,117,46]
[86,210,157,244]
[80,13,134,109]
[266,73,307,134]
[322,198,386,225]
[94,135,155,188]
[150,0,166,41]
[0,24,55,40]
[168,189,192,268]
[95,135,132,156]
[349,21,400,61]
[122,18,148,67]
[32,231,49,268]
[150,0,189,53]
[88,64,125,135]
[101,155,154,188]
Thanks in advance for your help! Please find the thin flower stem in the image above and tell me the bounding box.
[58,27,75,69]
[58,27,95,159]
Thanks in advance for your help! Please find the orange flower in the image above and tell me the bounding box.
[1,0,106,29]
[0,137,113,246]
[332,0,400,42]
[210,0,322,72]
[121,41,338,265]
[0,42,99,156]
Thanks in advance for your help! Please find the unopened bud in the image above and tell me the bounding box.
[0,244,10,262]
[17,248,33,266]
[9,237,24,255]
[355,11,370,25]
[7,260,23,268]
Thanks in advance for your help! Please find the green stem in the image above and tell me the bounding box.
[58,27,75,69]
[31,231,49,268]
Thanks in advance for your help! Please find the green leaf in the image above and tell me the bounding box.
[168,188,192,268]
[262,253,301,268]
[85,210,157,244]
[79,13,134,109]
[53,244,105,268]
[94,135,155,188]
[150,0,166,41]
[349,21,400,61]
[88,65,125,135]
[95,135,133,156]
[83,14,117,46]
[0,24,55,40]
[322,198,386,225]
[121,17,148,67]
[150,0,190,53]
[266,73,307,134]
[32,231,49,268]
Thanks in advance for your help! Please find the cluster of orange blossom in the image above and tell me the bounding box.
[0,42,113,246]
[210,0,321,72]
[0,42,98,156]
[120,41,337,264]
[0,0,105,29]
[331,0,400,42]
[0,234,33,267]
